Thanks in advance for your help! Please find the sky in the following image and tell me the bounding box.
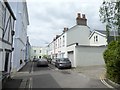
[26,0,105,47]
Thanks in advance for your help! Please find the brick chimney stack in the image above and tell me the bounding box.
[76,13,87,26]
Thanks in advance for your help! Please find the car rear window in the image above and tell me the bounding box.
[60,58,69,61]
[39,59,47,61]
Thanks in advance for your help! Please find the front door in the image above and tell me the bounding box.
[4,52,9,72]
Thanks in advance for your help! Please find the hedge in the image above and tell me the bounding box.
[103,40,120,84]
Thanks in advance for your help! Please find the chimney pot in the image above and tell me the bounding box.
[82,14,86,19]
[77,13,81,18]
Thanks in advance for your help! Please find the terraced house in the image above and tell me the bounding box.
[9,0,30,72]
[31,46,47,60]
[0,0,16,83]
[47,13,107,67]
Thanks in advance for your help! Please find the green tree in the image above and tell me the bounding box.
[42,55,49,59]
[116,1,120,38]
[99,0,120,42]
[100,0,120,84]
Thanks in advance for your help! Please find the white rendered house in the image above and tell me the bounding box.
[47,13,90,59]
[47,13,107,67]
[0,1,16,78]
[89,30,107,46]
[31,46,48,60]
[25,36,31,62]
[10,1,29,72]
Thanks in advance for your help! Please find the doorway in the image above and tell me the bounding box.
[4,52,9,72]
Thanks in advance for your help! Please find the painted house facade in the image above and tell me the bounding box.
[0,0,16,80]
[47,13,91,59]
[31,46,47,60]
[10,1,29,72]
[47,13,107,67]
[89,30,107,46]
[25,36,31,62]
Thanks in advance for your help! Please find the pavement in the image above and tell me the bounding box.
[2,62,32,89]
[70,65,120,89]
[51,61,120,89]
[71,65,106,79]
[2,78,22,89]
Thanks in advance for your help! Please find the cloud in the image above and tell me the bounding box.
[27,0,105,46]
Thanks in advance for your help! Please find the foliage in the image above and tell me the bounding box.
[103,41,120,84]
[99,2,115,26]
[99,1,120,42]
[42,55,49,59]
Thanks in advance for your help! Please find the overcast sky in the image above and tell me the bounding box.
[26,0,105,47]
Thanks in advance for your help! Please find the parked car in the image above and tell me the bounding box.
[37,59,48,67]
[33,58,39,62]
[55,58,71,69]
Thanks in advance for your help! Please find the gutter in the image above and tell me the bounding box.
[4,0,16,20]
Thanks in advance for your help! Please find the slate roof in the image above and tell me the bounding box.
[95,30,119,36]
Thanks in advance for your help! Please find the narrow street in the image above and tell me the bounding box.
[3,61,109,89]
[1,1,120,90]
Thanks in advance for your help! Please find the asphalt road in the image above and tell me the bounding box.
[21,61,109,88]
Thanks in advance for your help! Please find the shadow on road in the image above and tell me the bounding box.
[2,78,22,89]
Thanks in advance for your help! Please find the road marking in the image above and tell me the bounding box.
[99,71,114,88]
[28,62,34,90]
[31,62,34,74]
[29,77,32,90]
[100,78,114,88]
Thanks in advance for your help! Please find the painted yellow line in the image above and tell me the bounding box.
[29,77,32,89]
[100,70,114,88]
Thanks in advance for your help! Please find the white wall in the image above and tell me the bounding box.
[75,46,106,67]
[0,1,16,74]
[47,32,68,59]
[56,33,67,58]
[67,44,76,67]
[90,31,107,46]
[67,25,90,46]
[31,46,48,60]
[11,1,29,72]
[0,51,2,71]
[0,2,2,72]
[12,39,26,71]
